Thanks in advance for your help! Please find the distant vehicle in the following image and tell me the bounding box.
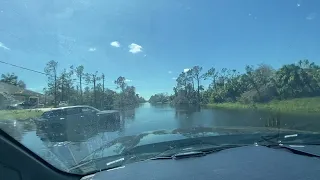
[6,103,23,110]
[37,103,44,108]
[28,96,39,106]
[58,101,68,107]
[34,106,121,137]
[7,101,36,110]
[20,101,37,108]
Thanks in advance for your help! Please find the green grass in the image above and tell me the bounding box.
[207,97,320,113]
[0,110,43,120]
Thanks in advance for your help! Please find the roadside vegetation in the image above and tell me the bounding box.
[1,60,148,120]
[1,73,26,88]
[149,60,320,113]
[1,60,147,112]
[0,110,43,120]
[3,59,320,114]
[207,97,320,113]
[43,60,146,109]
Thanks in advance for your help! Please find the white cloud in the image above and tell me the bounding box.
[183,68,190,73]
[125,79,132,82]
[168,71,172,74]
[0,42,10,50]
[172,77,177,80]
[110,41,120,47]
[55,8,74,19]
[29,86,45,93]
[88,47,96,52]
[306,13,316,20]
[297,3,301,7]
[128,43,142,54]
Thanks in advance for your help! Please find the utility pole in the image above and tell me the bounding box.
[102,73,105,109]
[93,73,97,107]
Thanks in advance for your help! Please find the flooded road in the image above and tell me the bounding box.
[1,103,320,170]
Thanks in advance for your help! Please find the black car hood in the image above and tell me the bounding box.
[79,126,318,159]
[88,145,320,180]
[44,126,319,172]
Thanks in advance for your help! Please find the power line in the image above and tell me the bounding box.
[0,60,47,75]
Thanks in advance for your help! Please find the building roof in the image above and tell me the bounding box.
[0,82,43,97]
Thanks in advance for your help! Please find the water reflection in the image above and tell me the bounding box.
[0,120,24,141]
[35,116,122,143]
[32,115,123,169]
[174,104,201,129]
[0,120,36,141]
[174,104,201,118]
[120,108,136,121]
[2,104,320,143]
[2,103,320,169]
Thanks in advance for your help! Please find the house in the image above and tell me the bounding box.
[0,82,44,109]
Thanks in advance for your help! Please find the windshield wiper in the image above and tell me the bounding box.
[151,144,246,160]
[68,156,127,174]
[152,151,206,160]
[259,133,320,145]
[258,134,320,158]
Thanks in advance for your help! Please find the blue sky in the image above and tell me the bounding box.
[0,0,319,99]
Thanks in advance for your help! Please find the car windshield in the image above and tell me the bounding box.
[1,0,320,175]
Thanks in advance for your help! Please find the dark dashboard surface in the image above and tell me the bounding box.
[92,145,320,180]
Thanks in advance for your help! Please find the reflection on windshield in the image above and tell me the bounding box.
[1,0,320,176]
[2,103,320,174]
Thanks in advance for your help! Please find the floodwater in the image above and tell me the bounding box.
[1,103,320,170]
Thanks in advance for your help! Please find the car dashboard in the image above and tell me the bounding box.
[89,145,320,180]
[2,129,320,180]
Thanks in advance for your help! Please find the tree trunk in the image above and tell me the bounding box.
[44,93,47,105]
[192,79,195,91]
[61,79,64,101]
[93,75,97,107]
[103,76,105,93]
[197,77,200,103]
[66,84,70,102]
[213,77,216,92]
[76,85,79,104]
[249,78,261,101]
[80,75,82,104]
[54,74,57,107]
[254,83,261,100]
[102,75,105,109]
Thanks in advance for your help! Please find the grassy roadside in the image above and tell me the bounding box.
[0,110,43,120]
[206,97,320,113]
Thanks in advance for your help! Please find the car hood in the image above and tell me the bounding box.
[80,126,318,159]
[45,126,319,172]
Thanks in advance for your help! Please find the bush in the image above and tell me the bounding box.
[238,90,255,104]
[238,84,277,104]
[172,95,189,104]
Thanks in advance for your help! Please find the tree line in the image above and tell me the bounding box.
[1,60,146,109]
[149,59,320,105]
[43,60,146,109]
[0,73,26,88]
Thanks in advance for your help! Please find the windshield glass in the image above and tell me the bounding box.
[1,0,320,175]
